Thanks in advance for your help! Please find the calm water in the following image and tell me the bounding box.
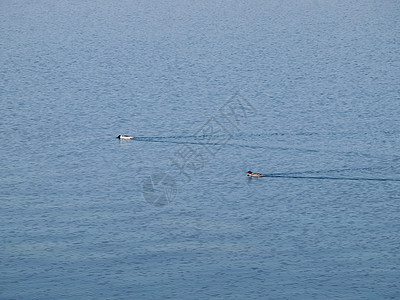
[1,1,400,299]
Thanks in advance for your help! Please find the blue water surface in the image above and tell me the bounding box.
[1,1,399,299]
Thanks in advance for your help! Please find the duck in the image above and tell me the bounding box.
[247,171,266,177]
[117,135,134,140]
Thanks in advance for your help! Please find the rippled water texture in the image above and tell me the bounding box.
[1,1,399,299]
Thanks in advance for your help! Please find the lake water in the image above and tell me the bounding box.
[1,1,399,299]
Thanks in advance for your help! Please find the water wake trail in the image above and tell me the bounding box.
[267,174,400,182]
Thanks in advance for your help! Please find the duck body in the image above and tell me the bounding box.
[247,171,266,177]
[117,135,134,140]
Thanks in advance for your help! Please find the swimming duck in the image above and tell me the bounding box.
[247,171,266,177]
[117,135,134,140]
